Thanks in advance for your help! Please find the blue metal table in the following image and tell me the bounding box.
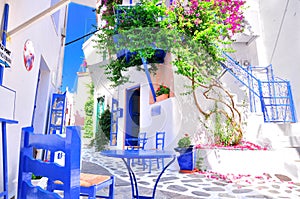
[100,149,176,199]
[0,118,18,199]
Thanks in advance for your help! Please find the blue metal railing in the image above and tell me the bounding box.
[221,53,297,123]
[0,4,10,85]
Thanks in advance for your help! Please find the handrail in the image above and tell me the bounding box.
[221,51,296,123]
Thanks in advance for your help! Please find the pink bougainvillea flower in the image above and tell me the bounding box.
[194,18,201,26]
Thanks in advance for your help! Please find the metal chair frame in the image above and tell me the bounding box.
[149,131,165,173]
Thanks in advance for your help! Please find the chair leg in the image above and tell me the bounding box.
[156,158,160,169]
[148,159,152,173]
[142,159,146,171]
[109,176,115,199]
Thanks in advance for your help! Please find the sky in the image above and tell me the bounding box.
[61,3,96,92]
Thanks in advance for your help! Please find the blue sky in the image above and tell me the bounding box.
[61,3,96,92]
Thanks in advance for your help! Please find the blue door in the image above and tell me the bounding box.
[125,86,140,146]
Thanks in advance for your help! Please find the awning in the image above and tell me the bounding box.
[7,0,97,37]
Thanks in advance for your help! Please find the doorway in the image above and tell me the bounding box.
[125,86,140,146]
[32,57,50,134]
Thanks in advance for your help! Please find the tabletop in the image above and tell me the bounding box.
[0,118,18,124]
[100,149,175,159]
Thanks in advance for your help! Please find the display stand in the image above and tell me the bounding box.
[47,92,66,135]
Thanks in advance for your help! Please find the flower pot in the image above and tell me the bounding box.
[156,93,169,102]
[116,48,166,65]
[174,146,196,171]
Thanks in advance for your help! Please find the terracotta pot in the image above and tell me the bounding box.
[156,94,169,102]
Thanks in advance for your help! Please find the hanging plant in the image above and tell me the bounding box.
[95,0,169,86]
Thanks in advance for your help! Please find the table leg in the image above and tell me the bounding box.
[122,158,139,199]
[151,156,175,198]
[121,156,176,199]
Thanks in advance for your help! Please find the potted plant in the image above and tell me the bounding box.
[155,84,170,102]
[174,134,196,172]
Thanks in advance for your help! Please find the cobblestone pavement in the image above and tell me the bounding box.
[82,147,300,199]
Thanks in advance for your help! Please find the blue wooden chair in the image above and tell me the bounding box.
[125,132,148,150]
[125,132,148,169]
[149,131,165,173]
[18,126,115,199]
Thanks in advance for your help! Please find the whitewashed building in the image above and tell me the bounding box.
[0,0,96,198]
[73,70,92,127]
[83,0,300,153]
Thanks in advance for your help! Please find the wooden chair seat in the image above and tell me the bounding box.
[80,173,111,187]
[54,173,111,187]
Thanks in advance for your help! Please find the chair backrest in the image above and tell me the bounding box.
[156,131,165,150]
[138,132,147,149]
[17,126,81,199]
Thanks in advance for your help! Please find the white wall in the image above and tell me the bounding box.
[0,1,67,197]
[65,87,75,126]
[220,0,300,123]
[73,72,92,127]
[32,58,52,134]
[112,67,179,149]
[258,0,300,119]
[83,0,300,153]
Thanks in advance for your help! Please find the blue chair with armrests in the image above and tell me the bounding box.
[18,126,115,199]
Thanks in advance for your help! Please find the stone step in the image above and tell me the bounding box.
[254,136,300,149]
[284,159,300,181]
[198,147,300,182]
[246,120,300,148]
[274,136,300,148]
[252,120,300,136]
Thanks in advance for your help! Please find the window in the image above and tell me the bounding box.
[110,98,119,146]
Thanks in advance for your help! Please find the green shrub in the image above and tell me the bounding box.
[91,108,111,151]
[177,134,192,148]
[83,116,93,138]
[83,83,94,138]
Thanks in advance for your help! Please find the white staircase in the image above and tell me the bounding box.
[244,114,300,181]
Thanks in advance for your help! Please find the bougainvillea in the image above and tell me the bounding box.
[95,0,247,145]
[165,0,247,145]
[207,0,246,35]
[195,140,268,150]
[197,171,296,186]
[96,0,246,85]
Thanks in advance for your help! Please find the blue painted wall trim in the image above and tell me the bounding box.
[0,4,9,85]
[2,4,9,46]
[141,57,156,103]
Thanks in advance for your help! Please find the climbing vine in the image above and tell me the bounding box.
[91,108,111,151]
[95,0,247,145]
[83,83,94,138]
